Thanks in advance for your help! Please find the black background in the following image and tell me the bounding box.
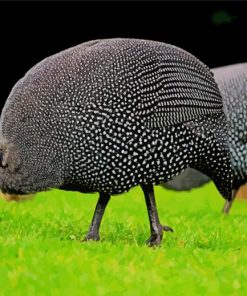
[0,1,246,110]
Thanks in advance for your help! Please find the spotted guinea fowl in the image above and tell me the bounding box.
[0,38,232,246]
[165,63,247,214]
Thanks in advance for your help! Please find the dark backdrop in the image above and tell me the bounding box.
[0,1,246,110]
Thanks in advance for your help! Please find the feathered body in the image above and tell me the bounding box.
[0,39,232,200]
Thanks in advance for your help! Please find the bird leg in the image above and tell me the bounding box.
[222,189,238,214]
[83,192,110,241]
[141,184,173,247]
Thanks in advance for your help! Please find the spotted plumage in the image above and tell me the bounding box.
[165,63,247,213]
[0,39,232,245]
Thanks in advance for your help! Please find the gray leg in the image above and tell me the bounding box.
[141,184,173,247]
[222,189,238,214]
[84,192,110,241]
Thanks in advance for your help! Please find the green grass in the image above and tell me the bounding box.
[1,183,247,295]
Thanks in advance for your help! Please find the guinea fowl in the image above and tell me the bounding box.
[0,39,232,246]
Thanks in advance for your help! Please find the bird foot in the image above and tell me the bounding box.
[146,233,163,247]
[146,224,173,247]
[82,232,100,242]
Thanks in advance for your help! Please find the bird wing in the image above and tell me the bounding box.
[132,47,224,128]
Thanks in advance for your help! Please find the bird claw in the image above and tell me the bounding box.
[146,233,163,247]
[162,225,174,232]
[146,224,174,247]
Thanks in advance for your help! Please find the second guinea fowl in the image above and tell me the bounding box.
[165,63,247,214]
